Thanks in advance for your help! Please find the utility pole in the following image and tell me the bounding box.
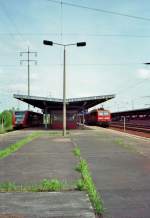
[20,47,37,111]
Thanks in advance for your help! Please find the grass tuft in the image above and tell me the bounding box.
[73,147,81,157]
[39,179,64,191]
[73,146,104,215]
[75,179,86,191]
[115,138,136,152]
[0,179,66,192]
[0,182,17,191]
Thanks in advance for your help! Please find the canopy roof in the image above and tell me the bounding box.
[14,94,115,112]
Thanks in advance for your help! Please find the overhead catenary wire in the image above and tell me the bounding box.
[0,63,143,67]
[115,77,150,96]
[2,33,150,38]
[0,1,29,47]
[48,0,150,22]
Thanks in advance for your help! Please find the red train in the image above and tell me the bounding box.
[84,108,111,127]
[12,111,43,129]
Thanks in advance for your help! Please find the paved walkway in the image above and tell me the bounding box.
[0,130,36,150]
[0,132,95,217]
[2,128,150,217]
[71,128,150,218]
[0,134,79,184]
[0,192,94,218]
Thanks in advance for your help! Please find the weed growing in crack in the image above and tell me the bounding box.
[73,147,81,157]
[73,147,104,215]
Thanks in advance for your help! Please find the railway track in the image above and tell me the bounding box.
[110,122,150,138]
[110,122,150,133]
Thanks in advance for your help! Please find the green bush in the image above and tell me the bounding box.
[0,110,13,131]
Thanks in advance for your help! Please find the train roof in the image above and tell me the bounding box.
[13,94,115,112]
[14,110,42,114]
[112,107,150,115]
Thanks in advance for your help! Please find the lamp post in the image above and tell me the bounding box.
[43,40,86,136]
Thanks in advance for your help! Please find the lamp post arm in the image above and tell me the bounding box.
[53,42,77,47]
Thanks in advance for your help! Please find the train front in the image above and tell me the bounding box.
[98,110,111,127]
[13,111,27,128]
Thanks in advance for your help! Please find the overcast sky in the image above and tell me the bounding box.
[0,0,150,112]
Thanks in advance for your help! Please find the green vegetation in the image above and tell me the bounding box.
[73,147,81,157]
[40,179,64,191]
[0,182,17,192]
[0,132,42,159]
[115,138,136,152]
[73,147,104,215]
[0,110,13,134]
[75,179,86,191]
[0,179,67,192]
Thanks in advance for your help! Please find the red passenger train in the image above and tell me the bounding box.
[12,111,43,129]
[84,108,111,127]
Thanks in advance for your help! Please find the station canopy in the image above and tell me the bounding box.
[13,94,115,112]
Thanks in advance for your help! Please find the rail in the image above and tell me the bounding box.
[110,122,150,133]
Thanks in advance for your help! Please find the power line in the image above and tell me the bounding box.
[0,63,143,67]
[0,1,27,44]
[1,32,150,38]
[48,0,150,22]
[116,77,150,96]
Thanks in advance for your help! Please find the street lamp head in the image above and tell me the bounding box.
[144,62,150,65]
[76,42,86,47]
[43,40,53,46]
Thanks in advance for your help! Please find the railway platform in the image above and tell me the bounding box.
[71,128,150,218]
[0,131,94,217]
[0,128,150,217]
[0,130,37,150]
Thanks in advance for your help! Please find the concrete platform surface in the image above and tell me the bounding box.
[0,134,79,184]
[71,128,150,218]
[0,130,37,150]
[0,191,95,218]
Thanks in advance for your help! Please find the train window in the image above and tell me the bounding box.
[103,111,109,115]
[98,111,109,116]
[15,111,25,121]
[139,115,144,118]
[131,115,137,119]
[15,111,25,116]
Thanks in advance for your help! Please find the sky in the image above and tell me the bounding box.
[0,0,150,112]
